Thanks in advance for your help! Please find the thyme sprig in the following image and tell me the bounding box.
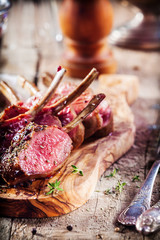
[104,181,127,195]
[132,175,141,182]
[115,181,126,193]
[46,180,63,195]
[71,165,83,176]
[104,189,112,195]
[105,168,119,178]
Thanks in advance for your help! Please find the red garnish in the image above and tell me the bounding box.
[57,66,62,72]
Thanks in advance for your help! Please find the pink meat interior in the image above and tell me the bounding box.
[19,127,72,175]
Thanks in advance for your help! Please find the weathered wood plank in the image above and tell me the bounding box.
[0,0,160,239]
[114,49,160,99]
[0,218,12,240]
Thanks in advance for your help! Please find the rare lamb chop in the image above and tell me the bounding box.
[1,123,72,185]
[0,93,105,185]
[43,76,113,138]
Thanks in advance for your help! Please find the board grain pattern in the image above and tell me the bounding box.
[0,93,135,218]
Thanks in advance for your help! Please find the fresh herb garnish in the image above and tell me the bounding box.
[46,180,63,195]
[132,175,141,182]
[71,165,83,176]
[104,180,126,195]
[105,168,119,178]
[40,145,44,149]
[104,189,112,195]
[115,181,126,193]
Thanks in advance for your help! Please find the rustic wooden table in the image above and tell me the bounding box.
[0,0,160,239]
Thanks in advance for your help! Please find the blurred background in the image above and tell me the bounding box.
[0,0,159,97]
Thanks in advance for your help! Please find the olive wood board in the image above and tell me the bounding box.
[0,74,135,218]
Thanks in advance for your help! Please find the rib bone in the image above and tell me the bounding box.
[41,72,54,87]
[25,68,66,120]
[52,68,98,114]
[17,76,39,96]
[64,93,106,133]
[0,81,19,105]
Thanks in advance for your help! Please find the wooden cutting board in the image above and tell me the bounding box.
[0,75,135,218]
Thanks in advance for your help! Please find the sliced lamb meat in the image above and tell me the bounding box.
[94,100,113,137]
[58,93,106,148]
[64,93,106,133]
[57,106,84,149]
[0,110,61,157]
[55,82,113,138]
[0,93,105,185]
[0,122,72,185]
[34,110,62,127]
[0,114,30,157]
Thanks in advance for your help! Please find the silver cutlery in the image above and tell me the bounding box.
[118,159,160,225]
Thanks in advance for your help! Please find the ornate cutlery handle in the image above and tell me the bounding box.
[118,159,160,226]
[136,200,160,235]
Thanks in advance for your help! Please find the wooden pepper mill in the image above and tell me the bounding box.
[59,0,117,78]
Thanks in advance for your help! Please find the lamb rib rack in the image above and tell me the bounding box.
[0,68,98,121]
[0,93,105,185]
[0,68,99,148]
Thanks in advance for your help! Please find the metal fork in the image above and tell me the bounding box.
[118,134,160,226]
